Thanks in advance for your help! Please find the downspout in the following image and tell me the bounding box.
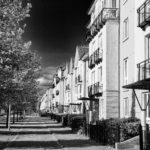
[118,0,121,119]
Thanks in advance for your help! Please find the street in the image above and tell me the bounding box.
[0,115,114,150]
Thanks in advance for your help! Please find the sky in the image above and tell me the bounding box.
[23,0,93,86]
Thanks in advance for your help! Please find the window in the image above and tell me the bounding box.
[145,35,150,59]
[142,92,150,119]
[111,0,116,8]
[92,71,95,84]
[123,58,128,85]
[100,99,104,119]
[123,18,129,41]
[98,67,102,83]
[98,34,103,50]
[124,97,129,117]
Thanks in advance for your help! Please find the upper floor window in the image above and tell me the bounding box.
[123,58,128,85]
[145,35,150,59]
[98,67,102,83]
[92,71,95,84]
[98,34,103,50]
[123,17,129,41]
[142,92,150,119]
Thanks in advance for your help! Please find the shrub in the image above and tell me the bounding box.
[70,115,86,131]
[83,117,140,146]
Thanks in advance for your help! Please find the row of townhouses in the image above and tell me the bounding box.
[50,0,150,125]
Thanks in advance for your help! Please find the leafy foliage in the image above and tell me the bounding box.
[0,0,41,113]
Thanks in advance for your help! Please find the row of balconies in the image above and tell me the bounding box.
[89,48,103,69]
[86,8,119,42]
[88,82,103,97]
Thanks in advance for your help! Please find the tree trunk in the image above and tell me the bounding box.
[6,108,9,128]
[13,111,15,124]
[8,103,11,130]
[17,111,19,122]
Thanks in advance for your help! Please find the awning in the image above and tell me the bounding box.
[123,79,150,90]
[78,97,99,101]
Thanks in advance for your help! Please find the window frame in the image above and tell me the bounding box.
[123,97,130,117]
[123,58,128,85]
[123,17,129,41]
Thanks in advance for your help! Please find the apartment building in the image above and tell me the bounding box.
[86,0,120,120]
[73,46,89,114]
[120,0,150,121]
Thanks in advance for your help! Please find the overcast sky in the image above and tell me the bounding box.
[23,0,92,68]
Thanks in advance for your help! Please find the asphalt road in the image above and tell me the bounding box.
[0,115,115,150]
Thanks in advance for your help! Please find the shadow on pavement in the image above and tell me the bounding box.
[59,139,101,148]
[0,130,51,135]
[0,141,61,149]
[51,129,73,134]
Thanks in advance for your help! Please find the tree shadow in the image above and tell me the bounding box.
[0,130,51,135]
[51,129,73,134]
[0,141,61,149]
[59,139,101,148]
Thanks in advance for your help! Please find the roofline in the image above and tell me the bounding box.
[87,0,97,15]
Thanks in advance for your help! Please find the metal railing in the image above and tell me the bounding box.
[137,58,150,81]
[88,54,95,69]
[94,48,103,64]
[94,82,103,95]
[137,0,150,30]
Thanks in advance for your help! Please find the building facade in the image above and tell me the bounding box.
[86,0,120,120]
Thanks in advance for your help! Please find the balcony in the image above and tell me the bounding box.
[94,48,103,64]
[86,30,93,42]
[94,82,103,95]
[137,58,150,81]
[56,77,60,84]
[88,54,95,69]
[101,8,119,23]
[56,90,59,95]
[66,84,70,91]
[88,85,94,97]
[137,0,150,30]
[78,75,82,83]
[86,8,119,41]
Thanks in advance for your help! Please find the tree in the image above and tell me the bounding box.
[0,0,41,128]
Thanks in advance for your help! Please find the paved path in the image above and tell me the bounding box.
[0,115,115,150]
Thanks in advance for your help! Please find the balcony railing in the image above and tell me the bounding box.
[56,90,59,95]
[66,84,70,91]
[78,75,82,83]
[94,82,103,95]
[101,8,119,23]
[94,48,103,64]
[86,8,119,41]
[137,0,150,30]
[56,77,60,84]
[137,58,150,81]
[88,85,95,97]
[89,54,95,69]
